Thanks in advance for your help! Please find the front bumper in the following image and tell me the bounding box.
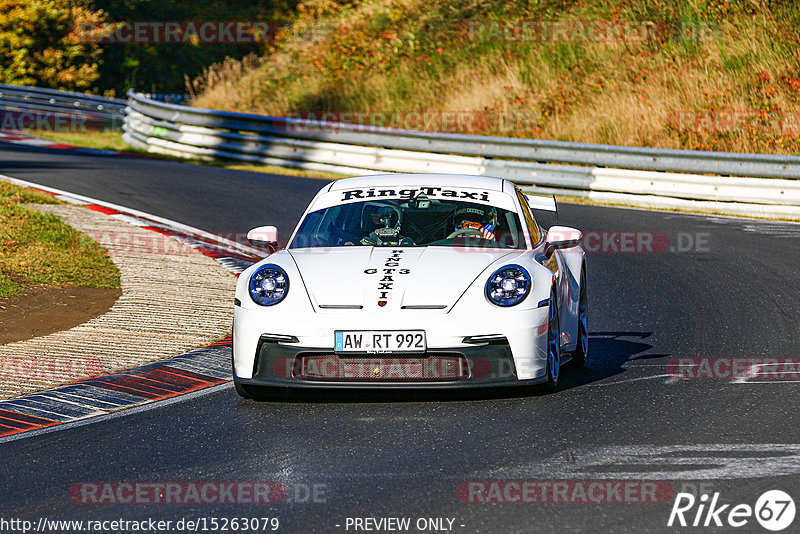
[234,335,546,389]
[233,303,551,387]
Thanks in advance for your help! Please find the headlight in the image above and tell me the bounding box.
[249,264,289,306]
[485,265,531,307]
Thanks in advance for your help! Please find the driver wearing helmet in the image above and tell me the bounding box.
[360,204,412,246]
[365,206,395,232]
[453,205,497,240]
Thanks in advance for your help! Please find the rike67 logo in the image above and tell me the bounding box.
[668,490,796,531]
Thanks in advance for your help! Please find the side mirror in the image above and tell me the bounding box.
[247,225,279,249]
[544,226,582,257]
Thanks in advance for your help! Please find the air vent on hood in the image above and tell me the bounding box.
[401,305,447,310]
[319,304,363,310]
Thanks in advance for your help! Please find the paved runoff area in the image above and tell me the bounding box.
[0,204,237,400]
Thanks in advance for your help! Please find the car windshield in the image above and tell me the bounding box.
[289,198,525,249]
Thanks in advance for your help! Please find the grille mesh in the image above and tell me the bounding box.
[297,355,469,381]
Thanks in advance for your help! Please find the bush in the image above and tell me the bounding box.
[0,0,105,91]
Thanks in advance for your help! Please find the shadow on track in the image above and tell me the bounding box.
[240,330,662,404]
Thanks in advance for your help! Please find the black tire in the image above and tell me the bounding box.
[543,290,561,391]
[570,267,589,368]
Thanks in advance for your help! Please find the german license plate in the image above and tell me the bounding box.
[334,330,426,354]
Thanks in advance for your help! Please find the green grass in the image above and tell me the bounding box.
[188,0,800,155]
[0,181,121,298]
[31,130,133,152]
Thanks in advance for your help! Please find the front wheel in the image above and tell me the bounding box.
[543,290,561,391]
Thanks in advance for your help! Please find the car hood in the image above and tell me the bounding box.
[288,247,519,312]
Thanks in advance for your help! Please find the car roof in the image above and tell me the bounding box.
[327,174,508,192]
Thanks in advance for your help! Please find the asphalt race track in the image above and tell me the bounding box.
[2,141,800,533]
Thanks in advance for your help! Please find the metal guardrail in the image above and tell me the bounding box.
[123,91,800,218]
[0,83,126,127]
[125,90,800,180]
[4,84,795,217]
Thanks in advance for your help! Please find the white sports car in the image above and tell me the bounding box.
[233,174,587,398]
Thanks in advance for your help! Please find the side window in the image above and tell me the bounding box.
[515,190,542,246]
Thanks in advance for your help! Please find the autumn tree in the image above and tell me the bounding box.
[0,0,106,91]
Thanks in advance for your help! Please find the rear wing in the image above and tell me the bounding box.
[525,194,556,212]
[525,194,558,227]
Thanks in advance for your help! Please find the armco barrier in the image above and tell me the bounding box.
[2,84,798,218]
[124,90,800,179]
[123,91,800,218]
[0,83,125,128]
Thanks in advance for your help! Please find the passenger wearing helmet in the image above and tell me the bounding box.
[452,205,497,240]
